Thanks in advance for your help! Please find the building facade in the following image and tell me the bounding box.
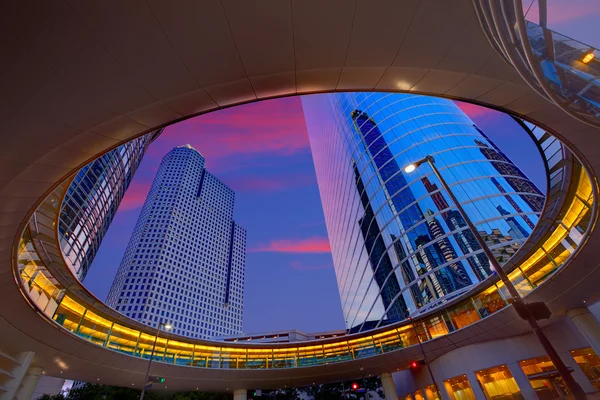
[58,129,162,281]
[218,329,347,344]
[106,145,245,339]
[302,93,545,333]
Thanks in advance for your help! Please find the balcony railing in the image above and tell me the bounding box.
[473,0,600,128]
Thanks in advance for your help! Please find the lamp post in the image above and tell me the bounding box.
[139,321,172,400]
[404,155,587,399]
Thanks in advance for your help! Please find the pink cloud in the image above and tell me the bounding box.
[119,182,151,211]
[250,237,331,253]
[150,97,310,172]
[290,260,333,271]
[454,101,499,120]
[524,2,600,24]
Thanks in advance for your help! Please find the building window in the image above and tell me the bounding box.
[570,348,600,391]
[475,365,522,399]
[519,356,571,398]
[443,374,476,400]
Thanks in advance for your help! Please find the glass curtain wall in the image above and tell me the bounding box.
[58,129,161,281]
[302,93,544,333]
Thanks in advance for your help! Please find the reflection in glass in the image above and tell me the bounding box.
[302,93,545,332]
[58,130,161,281]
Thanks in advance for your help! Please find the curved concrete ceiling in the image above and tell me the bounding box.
[1,0,600,392]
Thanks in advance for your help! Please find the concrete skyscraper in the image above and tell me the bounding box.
[107,145,246,339]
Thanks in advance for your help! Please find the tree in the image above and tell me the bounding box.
[301,376,384,400]
[37,395,65,400]
[172,392,232,400]
[273,388,299,400]
[52,383,164,400]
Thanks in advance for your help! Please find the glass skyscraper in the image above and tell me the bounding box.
[59,129,162,281]
[302,93,545,333]
[106,145,246,339]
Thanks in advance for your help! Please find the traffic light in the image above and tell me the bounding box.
[411,360,426,369]
[351,382,359,391]
[149,376,166,383]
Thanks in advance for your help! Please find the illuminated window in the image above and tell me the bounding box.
[444,375,476,400]
[475,365,522,400]
[519,356,570,398]
[424,384,441,400]
[571,348,600,391]
[413,389,425,400]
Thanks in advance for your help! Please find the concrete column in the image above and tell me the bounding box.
[439,381,452,400]
[381,372,398,400]
[465,373,486,400]
[507,362,536,400]
[233,389,247,400]
[1,351,35,400]
[16,367,43,400]
[423,386,438,400]
[568,307,600,356]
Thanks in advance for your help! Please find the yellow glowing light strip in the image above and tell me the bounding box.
[18,160,595,370]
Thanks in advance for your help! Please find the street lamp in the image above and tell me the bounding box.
[404,155,586,399]
[139,321,172,400]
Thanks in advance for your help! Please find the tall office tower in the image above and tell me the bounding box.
[107,145,246,339]
[59,129,163,281]
[302,93,545,333]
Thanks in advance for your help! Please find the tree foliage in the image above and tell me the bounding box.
[38,377,384,400]
[38,383,232,400]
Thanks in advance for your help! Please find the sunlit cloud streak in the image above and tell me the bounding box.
[147,98,310,172]
[250,237,331,253]
[118,182,151,211]
[454,101,500,120]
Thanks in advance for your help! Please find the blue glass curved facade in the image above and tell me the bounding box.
[58,130,162,281]
[302,93,545,332]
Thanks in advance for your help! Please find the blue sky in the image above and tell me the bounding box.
[84,95,545,334]
[83,1,600,335]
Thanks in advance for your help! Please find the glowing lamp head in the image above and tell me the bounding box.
[404,164,417,173]
[583,52,595,64]
[352,383,359,390]
[163,323,173,330]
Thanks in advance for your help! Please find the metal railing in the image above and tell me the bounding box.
[473,0,600,128]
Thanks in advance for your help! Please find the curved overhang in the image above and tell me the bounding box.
[1,0,600,393]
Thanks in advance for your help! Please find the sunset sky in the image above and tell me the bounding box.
[84,95,546,334]
[79,0,600,335]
